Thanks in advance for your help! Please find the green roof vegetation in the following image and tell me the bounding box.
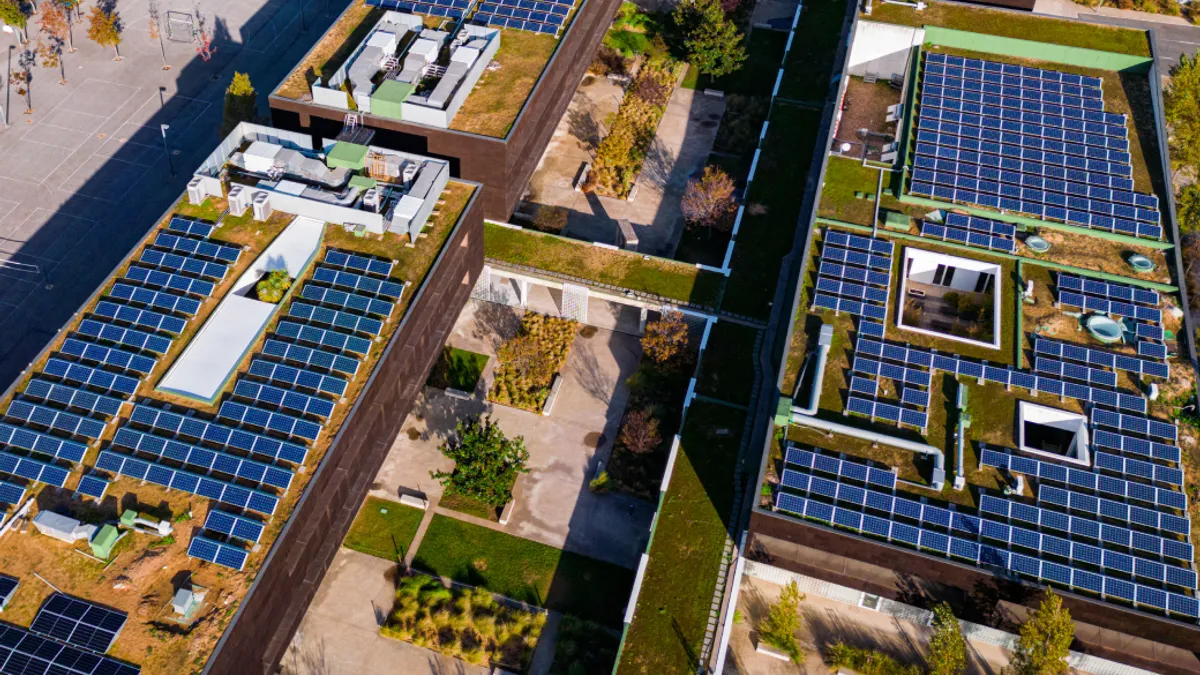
[411,514,635,625]
[483,223,723,308]
[616,401,746,673]
[867,1,1151,58]
[275,0,383,100]
[818,157,881,227]
[780,0,847,101]
[696,320,760,406]
[449,29,559,138]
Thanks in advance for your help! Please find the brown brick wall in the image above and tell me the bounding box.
[204,193,485,675]
[268,0,621,222]
[748,511,1200,674]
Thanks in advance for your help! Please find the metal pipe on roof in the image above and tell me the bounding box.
[789,413,946,492]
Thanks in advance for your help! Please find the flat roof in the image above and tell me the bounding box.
[272,0,562,138]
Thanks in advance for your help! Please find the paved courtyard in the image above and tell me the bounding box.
[282,548,492,675]
[371,299,656,569]
[0,0,342,388]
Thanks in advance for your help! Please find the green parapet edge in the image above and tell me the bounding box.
[814,217,1178,292]
[923,26,1154,73]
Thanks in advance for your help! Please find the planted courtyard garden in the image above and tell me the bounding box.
[489,312,578,412]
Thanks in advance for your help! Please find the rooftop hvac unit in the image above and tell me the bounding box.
[187,177,206,205]
[252,192,273,221]
[228,185,250,217]
[363,188,382,213]
[401,161,419,184]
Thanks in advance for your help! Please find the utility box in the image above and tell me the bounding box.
[90,525,119,559]
[882,211,909,231]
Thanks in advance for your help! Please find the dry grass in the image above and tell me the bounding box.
[0,183,476,675]
[1030,229,1171,285]
[448,29,559,138]
[274,0,383,100]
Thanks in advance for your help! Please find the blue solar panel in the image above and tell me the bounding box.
[247,358,348,398]
[275,321,372,357]
[325,249,394,277]
[262,339,360,377]
[5,399,107,439]
[188,535,249,571]
[74,474,109,500]
[204,510,265,544]
[0,479,25,505]
[312,266,405,300]
[112,427,293,490]
[139,248,228,280]
[0,422,87,463]
[124,264,215,297]
[94,300,187,335]
[76,319,172,355]
[775,492,807,516]
[42,358,138,397]
[218,401,322,443]
[98,450,278,515]
[129,404,308,465]
[109,282,202,316]
[0,450,70,487]
[167,217,216,239]
[154,231,241,263]
[59,338,157,376]
[234,380,335,419]
[289,302,384,336]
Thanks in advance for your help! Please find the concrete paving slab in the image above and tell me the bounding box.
[93,134,166,166]
[38,108,109,134]
[6,209,98,261]
[0,140,75,184]
[59,79,142,115]
[21,124,93,151]
[56,155,151,203]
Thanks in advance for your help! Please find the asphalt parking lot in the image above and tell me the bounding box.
[0,0,346,389]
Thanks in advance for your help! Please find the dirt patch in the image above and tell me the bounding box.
[833,77,901,161]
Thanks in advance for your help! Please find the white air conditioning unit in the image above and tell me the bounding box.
[252,192,273,221]
[187,177,205,205]
[401,162,419,184]
[228,185,250,217]
[363,188,382,212]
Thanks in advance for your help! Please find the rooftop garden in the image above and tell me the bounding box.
[483,222,724,308]
[449,29,560,138]
[0,180,477,674]
[866,0,1152,57]
[274,0,382,100]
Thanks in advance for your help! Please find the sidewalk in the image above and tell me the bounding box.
[1033,0,1194,25]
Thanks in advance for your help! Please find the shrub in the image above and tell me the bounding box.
[1178,183,1200,234]
[589,470,611,493]
[927,602,967,675]
[532,204,569,234]
[382,573,544,670]
[682,165,738,233]
[827,643,922,675]
[757,580,804,663]
[641,310,690,365]
[256,269,291,303]
[1005,591,1073,675]
[715,94,768,154]
[489,313,578,411]
[617,408,662,454]
[586,60,680,197]
[431,415,529,508]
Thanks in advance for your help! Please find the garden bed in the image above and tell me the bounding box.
[381,573,545,671]
[488,312,578,412]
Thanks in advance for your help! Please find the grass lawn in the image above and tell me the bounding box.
[617,401,746,673]
[484,223,723,308]
[450,30,559,138]
[411,515,635,625]
[722,104,821,319]
[694,28,789,96]
[779,0,847,102]
[696,321,760,406]
[343,497,425,561]
[674,225,731,267]
[427,346,489,391]
[275,0,382,99]
[173,196,226,223]
[818,157,882,226]
[869,1,1151,57]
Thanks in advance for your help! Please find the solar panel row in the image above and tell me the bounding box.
[1038,484,1189,537]
[124,265,215,298]
[921,221,1016,253]
[0,622,140,675]
[312,266,404,300]
[784,446,898,490]
[300,284,395,319]
[233,380,335,420]
[926,52,1104,91]
[476,7,565,33]
[140,248,227,281]
[154,232,241,263]
[97,450,278,515]
[204,510,265,544]
[1035,337,1169,380]
[912,137,1135,193]
[218,401,322,443]
[925,73,1104,113]
[1095,451,1183,488]
[1059,274,1159,306]
[59,338,157,377]
[111,427,293,491]
[166,217,215,239]
[31,593,127,654]
[109,282,202,316]
[94,300,187,335]
[819,261,890,288]
[920,98,1125,142]
[917,116,1130,163]
[1034,357,1118,388]
[324,249,393,278]
[1092,429,1181,465]
[289,302,383,336]
[1092,408,1177,443]
[77,319,173,355]
[852,355,932,388]
[24,379,123,419]
[1137,340,1168,360]
[42,357,140,397]
[0,421,88,463]
[74,474,109,500]
[980,449,1186,512]
[920,88,1123,134]
[5,400,107,439]
[129,404,308,465]
[188,535,249,571]
[0,479,25,505]
[247,358,348,398]
[367,0,468,18]
[274,321,372,357]
[0,450,70,487]
[262,339,360,377]
[1058,291,1161,325]
[846,396,929,429]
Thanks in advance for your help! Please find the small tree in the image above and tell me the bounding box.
[221,72,258,137]
[0,0,30,42]
[38,3,69,85]
[673,0,746,78]
[1166,53,1200,173]
[255,270,292,303]
[86,5,122,61]
[927,603,967,675]
[641,310,689,365]
[1005,591,1074,675]
[618,408,661,454]
[8,48,35,114]
[1179,183,1200,234]
[431,415,530,507]
[757,580,804,663]
[682,165,737,234]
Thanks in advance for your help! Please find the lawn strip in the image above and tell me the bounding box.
[616,402,746,673]
[343,497,425,561]
[484,223,723,308]
[778,0,847,102]
[697,321,760,406]
[817,157,881,226]
[412,515,635,625]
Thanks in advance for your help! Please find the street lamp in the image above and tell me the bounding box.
[160,124,174,177]
[5,45,14,128]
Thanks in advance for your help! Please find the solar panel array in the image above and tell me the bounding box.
[776,446,1198,620]
[475,0,572,35]
[365,0,470,20]
[1054,273,1167,359]
[911,53,1162,240]
[74,474,109,500]
[0,479,25,505]
[111,427,293,491]
[188,535,249,571]
[43,358,140,397]
[325,249,393,277]
[31,593,127,654]
[853,334,1148,415]
[811,230,893,328]
[920,212,1016,253]
[96,450,278,516]
[1034,337,1168,380]
[166,216,215,239]
[204,510,265,544]
[0,623,140,675]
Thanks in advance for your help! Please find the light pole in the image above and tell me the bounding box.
[160,124,174,177]
[5,45,13,128]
